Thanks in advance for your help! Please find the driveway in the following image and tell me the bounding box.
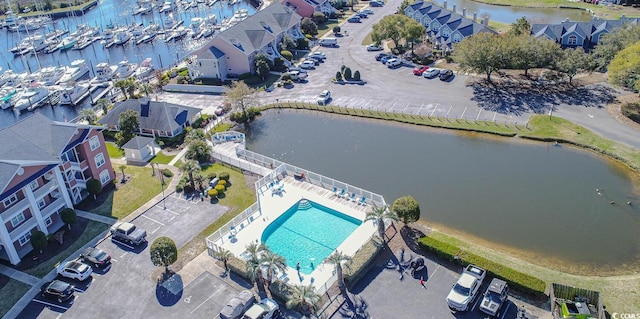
[17,195,231,319]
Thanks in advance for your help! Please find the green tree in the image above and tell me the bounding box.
[300,17,318,36]
[139,83,153,97]
[181,159,200,189]
[592,24,640,71]
[279,34,297,51]
[185,128,206,145]
[371,15,422,50]
[255,59,270,81]
[335,71,343,81]
[508,17,531,36]
[96,98,111,115]
[260,248,287,285]
[311,12,326,24]
[296,37,309,50]
[185,140,212,163]
[115,109,139,147]
[365,205,398,243]
[79,108,96,124]
[214,248,233,272]
[346,0,358,10]
[608,41,640,91]
[404,20,426,55]
[150,236,178,274]
[114,78,137,100]
[86,178,102,200]
[225,81,256,119]
[353,70,361,81]
[60,208,77,230]
[452,32,506,82]
[333,26,341,35]
[30,230,47,253]
[326,251,351,297]
[391,195,420,226]
[285,284,322,315]
[244,242,267,286]
[554,48,595,84]
[398,0,413,13]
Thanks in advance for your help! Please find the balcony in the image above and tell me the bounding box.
[33,180,59,201]
[41,197,65,219]
[44,171,55,181]
[9,218,37,241]
[0,198,29,222]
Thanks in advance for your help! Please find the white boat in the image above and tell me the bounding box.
[134,5,153,15]
[0,86,19,110]
[0,70,28,87]
[13,85,50,112]
[102,29,115,41]
[197,24,215,39]
[134,58,154,79]
[163,14,177,29]
[190,17,203,33]
[165,26,187,42]
[10,35,48,54]
[93,62,118,83]
[57,60,90,84]
[56,37,77,51]
[159,1,174,12]
[205,13,217,25]
[113,30,131,45]
[37,66,67,86]
[59,81,92,106]
[114,59,139,79]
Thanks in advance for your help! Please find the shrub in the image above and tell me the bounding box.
[280,50,293,61]
[238,73,252,80]
[281,73,293,81]
[208,173,217,180]
[208,189,218,197]
[417,236,546,297]
[176,184,184,192]
[333,26,341,34]
[296,37,309,50]
[305,34,313,40]
[218,179,227,186]
[335,71,343,81]
[343,67,352,80]
[622,102,640,125]
[161,169,173,177]
[183,184,195,193]
[219,172,230,181]
[344,237,382,287]
[353,70,361,81]
[311,12,326,24]
[215,184,225,193]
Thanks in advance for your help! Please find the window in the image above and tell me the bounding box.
[453,34,462,43]
[38,199,46,209]
[100,170,111,185]
[442,28,450,37]
[29,180,39,191]
[568,35,577,45]
[3,194,18,208]
[89,136,100,151]
[45,217,52,226]
[18,232,31,246]
[11,212,25,227]
[94,153,105,168]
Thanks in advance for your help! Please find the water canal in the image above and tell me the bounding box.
[245,110,640,275]
[432,0,593,23]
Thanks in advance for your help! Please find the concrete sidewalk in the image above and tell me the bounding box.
[0,265,40,287]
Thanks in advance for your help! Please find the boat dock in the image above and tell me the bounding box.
[22,91,59,112]
[90,82,114,105]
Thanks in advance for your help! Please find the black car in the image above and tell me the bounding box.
[357,12,368,18]
[375,53,389,61]
[40,280,75,303]
[80,247,112,268]
[439,69,454,80]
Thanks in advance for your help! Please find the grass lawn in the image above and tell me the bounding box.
[210,122,233,134]
[86,165,172,219]
[0,278,31,318]
[472,0,640,19]
[173,163,256,269]
[106,142,124,159]
[25,220,110,278]
[150,151,175,164]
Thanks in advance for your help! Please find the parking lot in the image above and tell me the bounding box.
[18,195,235,319]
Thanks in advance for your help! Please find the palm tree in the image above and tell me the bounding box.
[119,165,127,183]
[78,108,96,124]
[245,242,266,263]
[115,79,130,99]
[326,251,351,297]
[244,242,267,286]
[96,98,110,115]
[193,171,206,193]
[285,284,322,315]
[260,249,287,285]
[180,159,200,189]
[365,205,398,244]
[139,83,153,97]
[214,248,233,272]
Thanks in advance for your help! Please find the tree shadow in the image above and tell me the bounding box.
[155,271,183,307]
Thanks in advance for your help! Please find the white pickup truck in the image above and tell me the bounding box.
[446,264,486,311]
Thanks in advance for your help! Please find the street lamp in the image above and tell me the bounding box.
[156,163,166,210]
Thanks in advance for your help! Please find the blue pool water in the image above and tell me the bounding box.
[261,200,362,275]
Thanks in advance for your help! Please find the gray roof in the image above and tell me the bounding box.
[98,98,201,134]
[531,17,640,42]
[0,113,97,194]
[122,136,156,150]
[193,3,301,59]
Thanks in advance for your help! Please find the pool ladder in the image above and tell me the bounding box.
[298,199,312,210]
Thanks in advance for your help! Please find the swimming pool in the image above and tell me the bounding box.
[261,199,362,275]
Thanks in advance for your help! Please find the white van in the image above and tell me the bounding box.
[319,37,338,47]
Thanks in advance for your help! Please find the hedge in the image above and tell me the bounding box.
[344,237,383,287]
[417,236,546,298]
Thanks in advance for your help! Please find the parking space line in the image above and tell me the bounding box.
[402,102,410,113]
[430,104,439,116]
[32,299,70,310]
[164,208,180,216]
[190,285,228,314]
[120,252,129,258]
[500,302,511,319]
[377,100,385,110]
[150,226,161,234]
[389,101,397,112]
[141,214,165,226]
[425,265,439,285]
[415,103,423,115]
[73,287,86,293]
[112,239,135,250]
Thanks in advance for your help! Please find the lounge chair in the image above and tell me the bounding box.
[339,189,346,197]
[359,196,366,205]
[333,187,339,196]
[349,193,356,201]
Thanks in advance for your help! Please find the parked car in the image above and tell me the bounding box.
[413,66,429,75]
[215,105,227,116]
[286,70,308,81]
[347,16,361,23]
[220,290,256,319]
[110,222,147,245]
[479,278,509,317]
[367,44,383,51]
[375,52,389,61]
[380,55,397,64]
[360,8,374,14]
[80,247,111,268]
[40,280,75,303]
[287,67,307,74]
[357,12,368,18]
[370,0,384,6]
[423,68,440,79]
[385,58,402,68]
[318,37,337,47]
[446,264,486,311]
[317,90,331,105]
[309,51,326,60]
[242,298,280,319]
[300,60,315,69]
[57,260,93,281]
[439,69,454,81]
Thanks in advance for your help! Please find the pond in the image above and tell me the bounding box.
[245,110,640,274]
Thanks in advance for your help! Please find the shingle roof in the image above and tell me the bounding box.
[122,136,156,150]
[98,98,201,134]
[0,113,97,194]
[530,17,640,42]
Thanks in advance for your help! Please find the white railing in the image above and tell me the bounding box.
[210,151,272,176]
[205,202,261,256]
[212,131,245,147]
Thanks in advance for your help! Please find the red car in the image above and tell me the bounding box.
[413,66,429,75]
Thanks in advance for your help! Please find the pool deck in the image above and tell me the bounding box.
[219,175,376,291]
